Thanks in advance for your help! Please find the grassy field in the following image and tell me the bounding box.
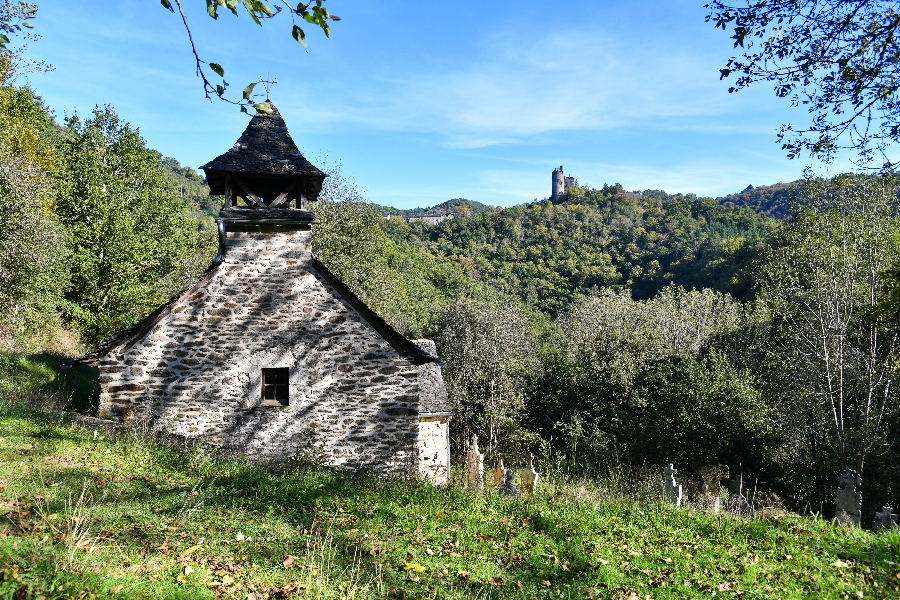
[1,354,900,599]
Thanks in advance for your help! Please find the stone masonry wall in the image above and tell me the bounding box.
[97,226,443,475]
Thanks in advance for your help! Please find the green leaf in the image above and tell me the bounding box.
[206,0,219,18]
[240,105,249,114]
[242,82,257,100]
[254,102,274,114]
[160,0,174,11]
[216,85,225,97]
[0,34,9,47]
[292,24,307,48]
[210,63,225,77]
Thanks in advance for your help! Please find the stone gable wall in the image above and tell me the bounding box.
[97,226,446,475]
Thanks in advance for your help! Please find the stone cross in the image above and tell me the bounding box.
[662,464,683,507]
[519,454,539,497]
[873,505,898,531]
[498,469,521,496]
[466,435,484,490]
[835,468,863,527]
[493,459,506,488]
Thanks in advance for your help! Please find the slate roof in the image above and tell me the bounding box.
[201,102,326,195]
[72,255,439,367]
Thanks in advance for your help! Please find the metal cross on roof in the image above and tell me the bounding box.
[259,72,277,100]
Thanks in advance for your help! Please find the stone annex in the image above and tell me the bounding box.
[76,102,451,483]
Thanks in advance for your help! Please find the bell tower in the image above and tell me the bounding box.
[201,101,326,212]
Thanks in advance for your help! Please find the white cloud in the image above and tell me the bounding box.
[285,28,768,147]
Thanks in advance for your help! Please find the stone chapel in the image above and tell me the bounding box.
[78,102,451,483]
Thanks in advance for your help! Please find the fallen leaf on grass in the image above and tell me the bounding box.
[457,570,469,579]
[109,586,123,594]
[235,532,245,542]
[283,555,295,569]
[831,559,850,568]
[247,594,264,600]
[179,543,203,559]
[597,558,610,565]
[717,582,732,592]
[663,557,672,564]
[404,563,426,573]
[541,580,551,587]
[487,576,503,585]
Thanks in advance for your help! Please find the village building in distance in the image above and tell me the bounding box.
[77,102,451,483]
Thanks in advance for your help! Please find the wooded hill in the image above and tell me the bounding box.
[193,177,794,316]
[383,184,780,315]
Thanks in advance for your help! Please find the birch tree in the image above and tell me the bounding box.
[762,173,900,489]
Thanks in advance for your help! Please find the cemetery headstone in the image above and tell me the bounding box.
[520,454,539,497]
[662,464,683,507]
[466,435,484,490]
[873,505,898,531]
[493,459,506,488]
[835,468,863,527]
[498,469,521,496]
[726,472,753,516]
[695,464,727,513]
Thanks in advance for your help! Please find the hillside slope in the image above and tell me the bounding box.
[1,400,898,599]
[384,185,776,314]
[716,181,798,219]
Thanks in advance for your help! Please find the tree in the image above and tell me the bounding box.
[432,296,540,457]
[706,1,900,163]
[761,172,900,508]
[0,1,36,50]
[534,286,749,468]
[0,56,67,347]
[55,106,200,343]
[159,0,340,110]
[634,352,776,475]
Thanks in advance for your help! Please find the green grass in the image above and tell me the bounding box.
[1,404,899,599]
[0,352,98,414]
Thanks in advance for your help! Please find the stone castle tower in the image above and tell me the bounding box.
[551,165,576,200]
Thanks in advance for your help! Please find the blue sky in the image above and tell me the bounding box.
[18,0,856,208]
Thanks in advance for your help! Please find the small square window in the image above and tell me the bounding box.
[261,368,289,406]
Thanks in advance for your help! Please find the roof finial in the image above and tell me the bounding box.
[259,72,277,100]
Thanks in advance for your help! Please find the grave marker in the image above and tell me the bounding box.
[873,505,898,531]
[835,468,863,527]
[662,463,683,507]
[498,469,521,496]
[520,454,539,497]
[493,459,505,488]
[466,435,484,490]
